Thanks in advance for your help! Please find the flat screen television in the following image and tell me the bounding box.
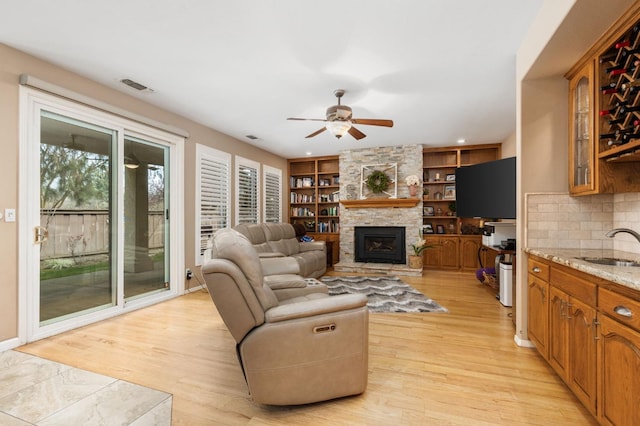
[455,156,516,219]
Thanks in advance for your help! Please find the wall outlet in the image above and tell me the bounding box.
[5,208,15,222]
[186,268,193,280]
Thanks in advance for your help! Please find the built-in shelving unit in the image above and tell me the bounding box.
[288,155,340,263]
[422,144,501,270]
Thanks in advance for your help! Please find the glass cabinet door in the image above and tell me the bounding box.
[569,62,595,195]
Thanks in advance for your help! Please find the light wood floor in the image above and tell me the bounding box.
[17,270,597,425]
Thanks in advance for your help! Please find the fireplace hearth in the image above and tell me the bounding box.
[354,226,406,264]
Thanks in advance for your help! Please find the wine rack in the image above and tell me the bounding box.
[598,20,640,162]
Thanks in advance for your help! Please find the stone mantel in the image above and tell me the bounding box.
[340,198,420,209]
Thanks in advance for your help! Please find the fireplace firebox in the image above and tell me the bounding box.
[354,226,406,264]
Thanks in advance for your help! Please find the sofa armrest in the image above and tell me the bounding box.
[260,256,300,276]
[265,294,367,323]
[299,241,326,252]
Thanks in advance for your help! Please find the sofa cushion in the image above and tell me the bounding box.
[234,223,271,253]
[263,223,301,256]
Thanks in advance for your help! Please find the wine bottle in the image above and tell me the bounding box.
[621,47,640,59]
[607,139,627,146]
[621,132,640,142]
[603,87,622,95]
[616,40,631,49]
[600,132,617,139]
[609,117,625,125]
[600,108,619,116]
[618,105,640,115]
[621,80,640,89]
[606,64,625,73]
[601,82,616,90]
[600,51,618,64]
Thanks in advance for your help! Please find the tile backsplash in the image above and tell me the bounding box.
[526,192,640,254]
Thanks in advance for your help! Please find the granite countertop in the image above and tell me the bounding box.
[524,247,640,292]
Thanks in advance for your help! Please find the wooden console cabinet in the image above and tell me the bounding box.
[527,254,640,424]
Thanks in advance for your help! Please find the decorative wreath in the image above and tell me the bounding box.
[366,170,391,193]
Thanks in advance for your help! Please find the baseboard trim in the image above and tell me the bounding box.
[0,337,22,352]
[514,334,535,348]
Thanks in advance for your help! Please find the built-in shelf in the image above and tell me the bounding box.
[340,198,420,209]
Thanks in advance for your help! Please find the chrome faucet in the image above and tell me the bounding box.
[605,228,640,244]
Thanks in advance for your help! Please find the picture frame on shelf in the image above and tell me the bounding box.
[424,223,434,234]
[436,224,445,234]
[423,206,434,216]
[444,184,456,199]
[446,173,456,181]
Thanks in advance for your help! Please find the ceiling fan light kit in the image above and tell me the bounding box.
[326,120,352,138]
[287,89,393,141]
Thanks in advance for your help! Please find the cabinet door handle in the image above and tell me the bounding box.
[593,318,601,341]
[532,266,541,273]
[613,305,633,318]
[566,302,573,320]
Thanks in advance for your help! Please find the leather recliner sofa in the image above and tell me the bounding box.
[233,223,326,278]
[202,228,369,405]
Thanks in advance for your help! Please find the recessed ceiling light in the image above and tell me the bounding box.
[306,152,312,156]
[457,138,466,144]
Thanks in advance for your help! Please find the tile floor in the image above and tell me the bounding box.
[0,350,172,425]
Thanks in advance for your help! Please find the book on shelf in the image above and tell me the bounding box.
[290,192,315,203]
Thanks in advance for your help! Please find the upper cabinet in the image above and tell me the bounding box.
[566,4,640,195]
[568,61,596,195]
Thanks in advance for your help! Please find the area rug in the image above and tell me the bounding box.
[317,276,448,313]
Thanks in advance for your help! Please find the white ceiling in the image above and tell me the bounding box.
[0,0,543,158]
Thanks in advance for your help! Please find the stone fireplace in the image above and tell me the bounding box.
[335,145,423,276]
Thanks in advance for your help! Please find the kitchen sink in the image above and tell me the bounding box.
[575,256,640,267]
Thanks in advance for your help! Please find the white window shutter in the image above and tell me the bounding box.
[263,165,282,223]
[196,145,230,264]
[235,156,260,225]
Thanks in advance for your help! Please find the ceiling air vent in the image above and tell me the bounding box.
[120,78,154,93]
[245,135,260,140]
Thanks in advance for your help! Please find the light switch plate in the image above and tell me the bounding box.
[5,208,15,222]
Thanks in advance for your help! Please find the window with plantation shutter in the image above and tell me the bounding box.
[235,156,260,225]
[263,165,282,223]
[196,144,230,264]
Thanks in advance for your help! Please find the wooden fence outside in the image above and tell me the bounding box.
[40,210,164,260]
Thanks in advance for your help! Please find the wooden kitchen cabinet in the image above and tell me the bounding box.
[567,61,595,195]
[548,286,569,379]
[528,257,550,358]
[565,3,640,195]
[528,252,639,423]
[550,265,598,415]
[598,287,640,426]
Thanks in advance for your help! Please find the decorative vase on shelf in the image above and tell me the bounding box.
[409,185,418,197]
[408,255,423,269]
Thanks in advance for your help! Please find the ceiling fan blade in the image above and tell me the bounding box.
[305,127,327,138]
[348,126,366,140]
[287,117,327,122]
[351,118,394,127]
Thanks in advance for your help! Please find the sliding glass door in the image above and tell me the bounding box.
[21,88,183,341]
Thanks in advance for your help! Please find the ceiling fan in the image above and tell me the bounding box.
[287,89,393,140]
